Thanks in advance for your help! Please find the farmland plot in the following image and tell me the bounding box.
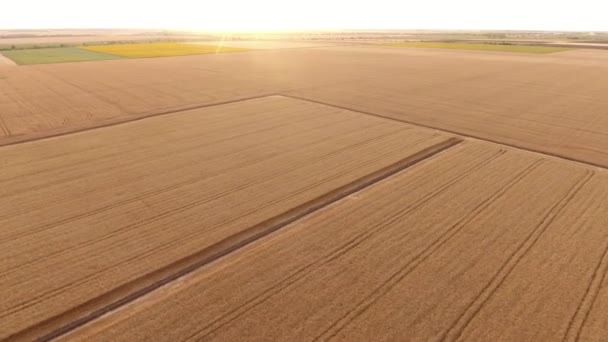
[287,46,608,167]
[0,96,457,340]
[2,45,608,169]
[0,47,121,65]
[189,40,341,50]
[62,142,608,342]
[0,44,251,66]
[2,40,608,342]
[383,42,571,54]
[0,53,284,145]
[80,43,249,58]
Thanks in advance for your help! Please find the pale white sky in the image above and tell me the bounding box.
[2,0,607,31]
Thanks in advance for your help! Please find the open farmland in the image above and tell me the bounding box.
[0,96,459,340]
[80,42,250,58]
[1,46,608,166]
[0,43,251,65]
[2,37,608,341]
[0,47,121,65]
[382,41,572,53]
[0,54,283,144]
[189,40,347,50]
[61,141,608,342]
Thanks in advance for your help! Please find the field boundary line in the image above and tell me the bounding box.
[13,137,462,342]
[0,52,18,66]
[281,94,608,171]
[0,93,279,148]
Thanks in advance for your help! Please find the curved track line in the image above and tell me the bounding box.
[444,171,594,341]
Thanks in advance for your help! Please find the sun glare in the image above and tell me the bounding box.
[2,0,607,31]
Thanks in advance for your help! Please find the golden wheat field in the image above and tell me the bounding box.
[80,42,250,58]
[1,39,608,342]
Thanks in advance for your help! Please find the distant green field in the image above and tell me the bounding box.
[1,43,249,65]
[1,47,122,65]
[383,42,572,54]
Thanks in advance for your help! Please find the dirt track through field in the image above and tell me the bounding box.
[0,96,459,340]
[61,141,608,341]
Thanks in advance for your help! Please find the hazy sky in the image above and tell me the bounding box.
[3,0,607,31]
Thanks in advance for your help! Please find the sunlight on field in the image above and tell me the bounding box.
[383,42,572,54]
[80,43,250,58]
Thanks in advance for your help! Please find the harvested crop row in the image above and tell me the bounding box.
[0,96,456,340]
[62,142,608,341]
